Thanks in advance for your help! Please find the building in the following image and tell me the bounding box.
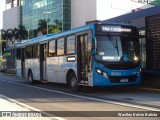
[71,0,145,28]
[3,0,71,40]
[2,0,146,70]
[21,0,71,38]
[3,0,20,30]
[3,0,144,39]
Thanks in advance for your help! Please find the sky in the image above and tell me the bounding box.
[0,0,5,29]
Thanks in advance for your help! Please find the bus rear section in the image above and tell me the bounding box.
[92,23,141,87]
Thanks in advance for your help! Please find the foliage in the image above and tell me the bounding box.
[48,25,61,34]
[18,25,28,41]
[0,24,28,45]
[37,19,47,35]
[13,28,19,40]
[150,0,160,5]
[48,20,62,34]
[0,57,5,64]
[6,29,14,41]
[1,29,7,40]
[37,19,62,35]
[0,69,16,74]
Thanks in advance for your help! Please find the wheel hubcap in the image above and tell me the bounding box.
[29,74,32,82]
[71,78,76,88]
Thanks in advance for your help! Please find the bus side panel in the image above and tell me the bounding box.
[46,57,58,82]
[16,60,22,77]
[25,59,29,79]
[25,59,40,80]
[88,72,93,87]
[56,56,66,83]
[92,62,141,86]
[57,56,77,84]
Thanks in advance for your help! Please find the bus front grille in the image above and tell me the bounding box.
[109,75,138,83]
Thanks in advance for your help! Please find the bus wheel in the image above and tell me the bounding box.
[69,73,79,92]
[28,71,34,85]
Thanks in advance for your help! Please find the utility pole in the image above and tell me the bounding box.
[43,11,51,34]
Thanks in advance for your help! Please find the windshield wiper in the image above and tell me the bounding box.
[107,34,119,56]
[115,38,119,56]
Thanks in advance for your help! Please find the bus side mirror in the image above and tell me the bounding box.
[94,48,98,54]
[92,37,97,54]
[92,48,96,55]
[92,43,97,54]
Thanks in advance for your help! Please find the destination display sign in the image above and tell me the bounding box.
[96,25,132,33]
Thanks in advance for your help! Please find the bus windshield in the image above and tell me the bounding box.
[95,35,139,63]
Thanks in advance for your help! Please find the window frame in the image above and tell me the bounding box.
[48,39,56,57]
[66,34,76,55]
[26,45,33,59]
[17,48,21,60]
[32,44,39,58]
[57,37,65,56]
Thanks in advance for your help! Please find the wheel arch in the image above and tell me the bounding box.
[66,69,77,85]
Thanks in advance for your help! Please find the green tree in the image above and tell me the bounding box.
[6,29,14,41]
[48,20,62,34]
[1,29,7,40]
[48,25,61,34]
[18,25,28,41]
[37,19,47,35]
[1,29,7,53]
[150,0,160,5]
[5,29,14,47]
[13,28,19,40]
[1,29,14,47]
[1,25,28,45]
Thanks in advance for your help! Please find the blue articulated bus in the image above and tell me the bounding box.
[8,22,141,91]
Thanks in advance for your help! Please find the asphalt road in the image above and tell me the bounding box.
[0,73,159,120]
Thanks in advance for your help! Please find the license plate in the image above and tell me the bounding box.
[120,78,128,83]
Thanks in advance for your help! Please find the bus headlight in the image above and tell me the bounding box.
[96,68,108,78]
[103,72,108,78]
[134,56,138,61]
[96,69,102,74]
[137,68,142,76]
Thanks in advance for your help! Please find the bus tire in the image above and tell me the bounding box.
[69,73,79,92]
[28,71,34,85]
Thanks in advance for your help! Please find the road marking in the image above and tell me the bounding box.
[0,79,160,111]
[0,94,66,120]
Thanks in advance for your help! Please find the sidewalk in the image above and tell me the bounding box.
[0,94,53,120]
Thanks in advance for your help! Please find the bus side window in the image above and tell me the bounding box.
[32,44,39,58]
[57,38,65,56]
[17,48,21,60]
[26,46,32,59]
[48,40,56,57]
[66,35,76,55]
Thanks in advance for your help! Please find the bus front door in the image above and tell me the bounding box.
[21,48,25,78]
[40,43,47,80]
[78,34,90,84]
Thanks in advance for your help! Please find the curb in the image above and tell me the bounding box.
[139,87,160,93]
[0,72,16,76]
[0,94,65,120]
[0,94,39,111]
[1,72,160,93]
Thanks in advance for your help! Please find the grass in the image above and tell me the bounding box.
[0,69,16,75]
